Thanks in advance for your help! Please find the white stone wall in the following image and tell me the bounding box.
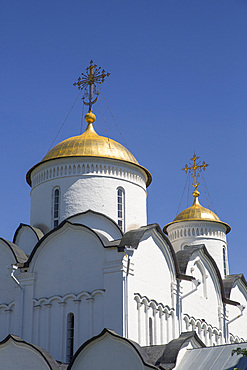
[227,281,247,343]
[182,314,223,346]
[0,303,15,340]
[29,224,105,297]
[133,294,175,346]
[0,240,18,305]
[31,290,105,362]
[127,230,178,346]
[0,209,246,364]
[30,157,147,233]
[15,222,125,362]
[167,220,229,278]
[181,251,223,330]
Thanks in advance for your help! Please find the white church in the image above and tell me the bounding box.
[0,62,247,369]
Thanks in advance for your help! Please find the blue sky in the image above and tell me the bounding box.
[1,0,247,275]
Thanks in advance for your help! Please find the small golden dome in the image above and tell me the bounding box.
[163,197,231,234]
[26,122,152,187]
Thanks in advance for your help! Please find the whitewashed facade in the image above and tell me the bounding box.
[0,119,246,368]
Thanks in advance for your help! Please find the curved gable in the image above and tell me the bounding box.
[0,334,60,369]
[68,328,157,370]
[0,238,27,265]
[178,245,238,330]
[0,239,28,305]
[225,276,247,341]
[181,246,223,302]
[27,220,107,266]
[28,221,106,297]
[177,245,238,306]
[223,274,247,300]
[13,223,44,256]
[125,225,178,330]
[67,210,123,240]
[119,223,179,279]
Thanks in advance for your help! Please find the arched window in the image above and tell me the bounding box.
[66,313,74,363]
[53,188,60,228]
[149,317,153,345]
[223,246,227,277]
[117,188,125,231]
[194,260,207,299]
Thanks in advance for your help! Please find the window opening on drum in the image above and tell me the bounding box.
[117,188,125,231]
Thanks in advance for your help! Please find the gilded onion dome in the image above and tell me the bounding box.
[163,153,231,234]
[26,118,152,187]
[163,196,231,234]
[27,62,152,187]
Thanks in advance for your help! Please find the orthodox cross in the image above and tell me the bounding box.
[73,60,110,113]
[182,154,209,198]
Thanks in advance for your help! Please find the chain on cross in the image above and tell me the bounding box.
[73,60,110,113]
[182,154,209,198]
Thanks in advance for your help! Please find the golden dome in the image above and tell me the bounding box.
[163,197,231,234]
[26,122,152,187]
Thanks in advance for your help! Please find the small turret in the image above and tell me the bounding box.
[164,154,230,278]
